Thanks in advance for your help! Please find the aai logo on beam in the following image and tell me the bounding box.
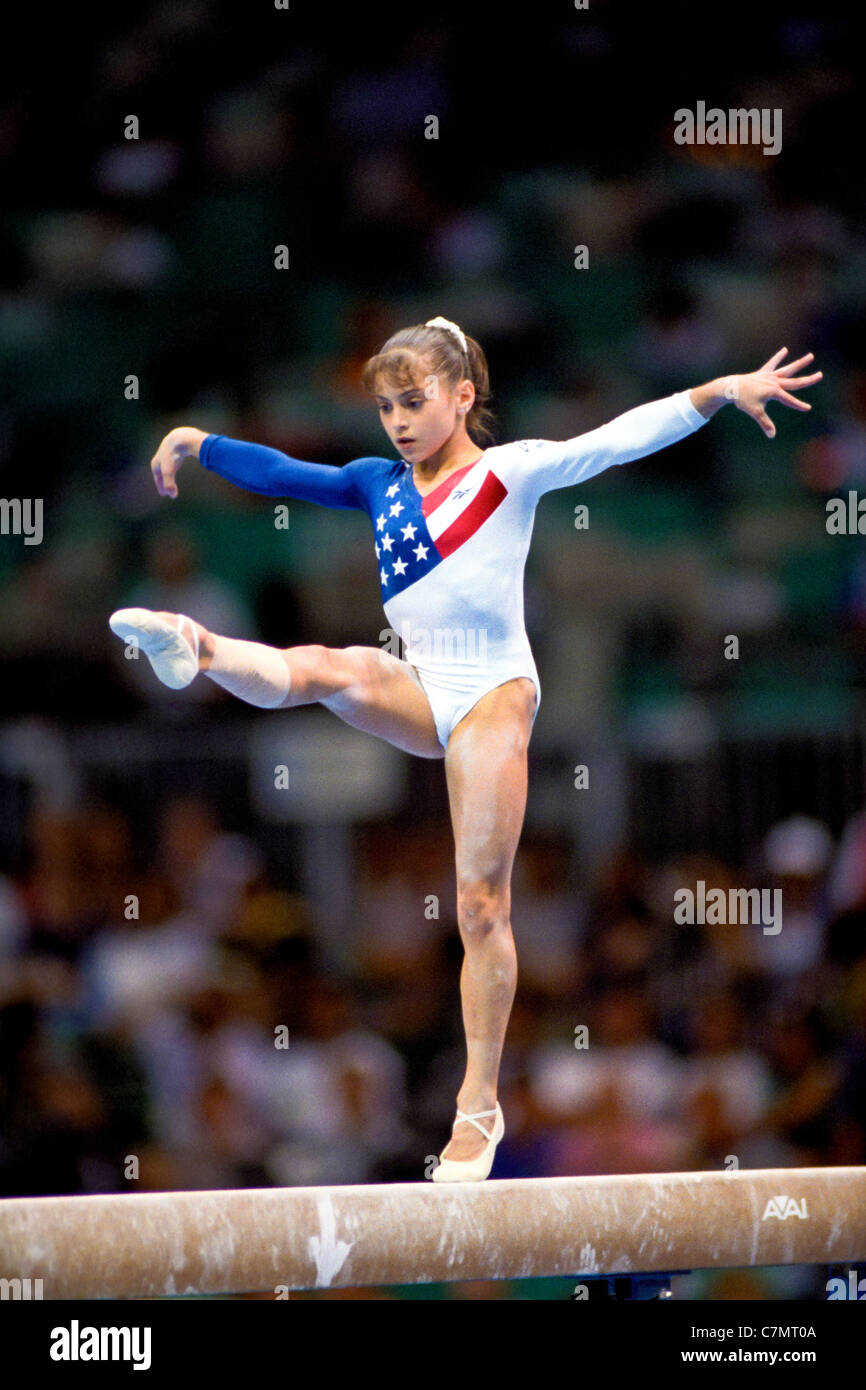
[761,1195,809,1220]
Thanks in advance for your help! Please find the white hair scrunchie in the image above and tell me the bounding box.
[425,315,468,356]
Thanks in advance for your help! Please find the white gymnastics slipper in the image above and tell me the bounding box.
[431,1103,504,1183]
[109,608,199,690]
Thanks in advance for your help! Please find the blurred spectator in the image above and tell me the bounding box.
[757,815,834,981]
[264,975,412,1186]
[510,836,586,1000]
[680,991,773,1167]
[530,984,682,1123]
[828,806,866,916]
[760,1007,842,1164]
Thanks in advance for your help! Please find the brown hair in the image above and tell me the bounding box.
[360,321,497,447]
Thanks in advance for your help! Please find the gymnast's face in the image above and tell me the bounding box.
[373,363,475,464]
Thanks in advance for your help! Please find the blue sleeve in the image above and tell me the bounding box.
[199,434,367,510]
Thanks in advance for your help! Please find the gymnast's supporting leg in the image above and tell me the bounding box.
[434,676,536,1178]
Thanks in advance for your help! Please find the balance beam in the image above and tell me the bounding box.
[2,1167,864,1298]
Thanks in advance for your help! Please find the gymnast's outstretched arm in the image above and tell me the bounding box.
[519,348,822,504]
[150,425,368,509]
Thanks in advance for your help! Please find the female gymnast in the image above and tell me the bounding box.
[109,316,821,1181]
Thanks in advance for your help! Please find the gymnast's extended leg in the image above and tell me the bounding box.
[108,607,444,759]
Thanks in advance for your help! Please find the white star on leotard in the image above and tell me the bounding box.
[392,556,408,576]
[401,522,417,541]
[386,483,400,497]
[389,501,404,517]
[381,534,394,551]
[413,542,429,560]
[380,568,388,585]
[374,542,380,557]
[376,513,386,531]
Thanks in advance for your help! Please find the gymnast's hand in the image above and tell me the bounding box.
[150,426,209,498]
[726,349,823,439]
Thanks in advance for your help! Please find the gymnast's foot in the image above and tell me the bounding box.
[108,608,215,688]
[431,1098,504,1183]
